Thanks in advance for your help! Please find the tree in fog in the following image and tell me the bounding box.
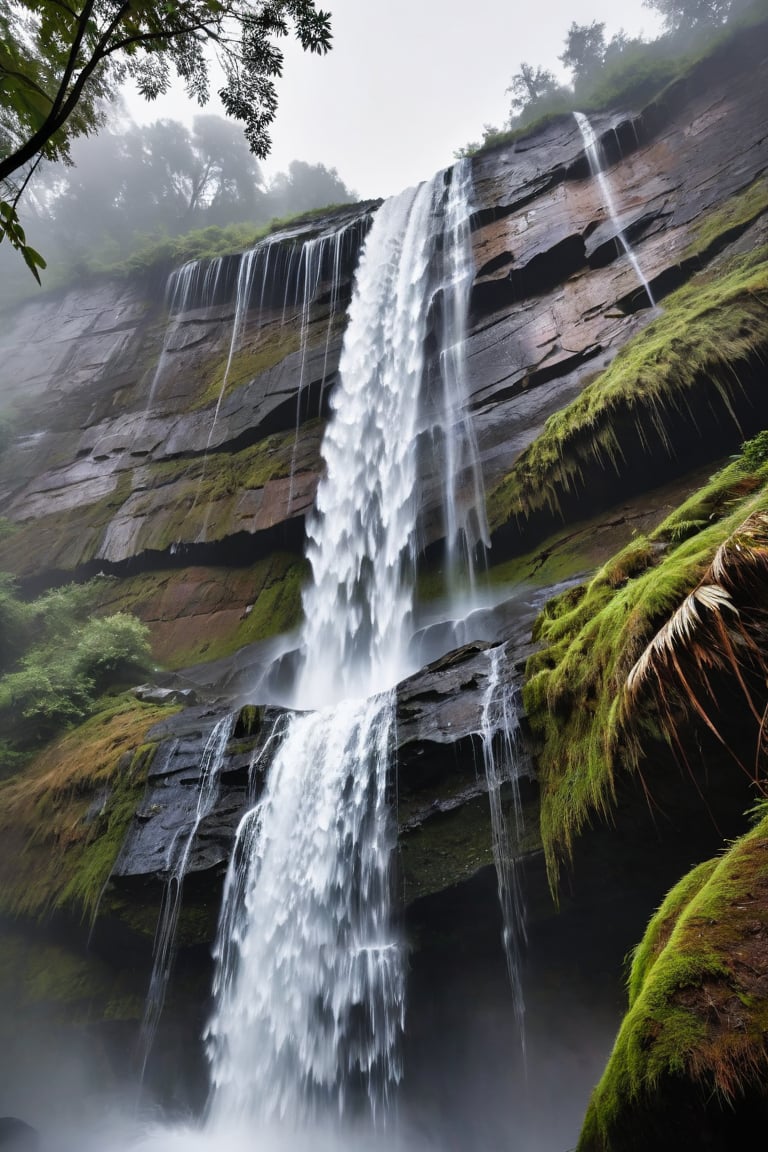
[16,114,357,274]
[25,114,266,260]
[507,63,561,114]
[0,0,332,272]
[642,0,734,31]
[265,160,356,218]
[559,22,646,91]
[560,21,607,86]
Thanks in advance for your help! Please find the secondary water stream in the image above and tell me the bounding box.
[574,111,655,308]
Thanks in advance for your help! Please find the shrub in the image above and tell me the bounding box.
[0,577,151,765]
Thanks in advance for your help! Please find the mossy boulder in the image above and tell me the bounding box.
[578,813,768,1151]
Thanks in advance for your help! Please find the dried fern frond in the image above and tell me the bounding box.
[624,508,768,779]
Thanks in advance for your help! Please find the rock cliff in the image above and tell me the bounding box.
[1,16,768,1148]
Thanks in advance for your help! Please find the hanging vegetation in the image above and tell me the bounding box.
[525,442,768,893]
[488,246,768,534]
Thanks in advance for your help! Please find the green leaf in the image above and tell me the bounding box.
[21,245,43,284]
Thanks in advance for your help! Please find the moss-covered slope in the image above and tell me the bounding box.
[525,447,768,892]
[578,815,768,1151]
[488,245,768,535]
[0,695,178,923]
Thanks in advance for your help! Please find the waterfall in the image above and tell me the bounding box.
[573,111,655,309]
[142,258,227,413]
[204,183,444,1129]
[431,157,490,587]
[137,715,234,1080]
[287,218,372,511]
[479,646,528,1047]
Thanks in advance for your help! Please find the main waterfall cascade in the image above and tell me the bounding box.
[192,164,526,1133]
[121,162,527,1142]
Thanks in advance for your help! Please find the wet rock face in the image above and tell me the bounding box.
[2,40,767,606]
[110,617,535,932]
[112,704,282,888]
[464,45,768,509]
[0,1119,39,1150]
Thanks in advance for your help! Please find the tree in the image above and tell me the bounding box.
[559,21,607,87]
[506,63,560,116]
[0,0,332,274]
[642,0,733,31]
[265,158,356,218]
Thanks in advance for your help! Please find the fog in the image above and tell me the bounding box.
[0,855,651,1152]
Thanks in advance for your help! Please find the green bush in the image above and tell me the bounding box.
[0,577,151,768]
[740,429,768,470]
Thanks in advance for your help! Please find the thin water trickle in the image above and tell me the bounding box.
[479,646,528,1049]
[574,111,655,309]
[137,716,234,1082]
[432,157,490,587]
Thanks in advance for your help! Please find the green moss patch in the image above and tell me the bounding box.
[684,176,768,262]
[524,451,768,893]
[93,553,308,668]
[193,312,345,410]
[0,695,179,923]
[194,326,303,409]
[578,815,768,1150]
[118,420,323,557]
[0,923,144,1024]
[487,249,768,533]
[0,422,323,581]
[399,797,496,904]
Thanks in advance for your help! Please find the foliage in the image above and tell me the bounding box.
[0,0,332,273]
[0,695,175,921]
[0,0,331,181]
[740,429,768,471]
[643,0,735,33]
[487,247,768,532]
[524,450,768,895]
[0,110,358,302]
[506,63,563,115]
[0,576,151,767]
[557,21,644,93]
[578,815,768,1149]
[459,0,768,158]
[0,198,46,281]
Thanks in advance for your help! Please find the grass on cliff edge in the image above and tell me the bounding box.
[524,443,768,895]
[469,0,768,159]
[577,814,768,1151]
[487,245,768,533]
[0,694,178,924]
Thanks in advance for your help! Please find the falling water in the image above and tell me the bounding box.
[137,714,234,1080]
[287,218,371,510]
[205,180,446,1132]
[204,241,279,452]
[574,111,655,308]
[479,646,528,1046]
[142,258,227,413]
[431,157,490,586]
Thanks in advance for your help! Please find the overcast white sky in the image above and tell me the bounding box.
[125,0,662,200]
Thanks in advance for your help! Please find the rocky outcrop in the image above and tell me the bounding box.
[2,28,767,619]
